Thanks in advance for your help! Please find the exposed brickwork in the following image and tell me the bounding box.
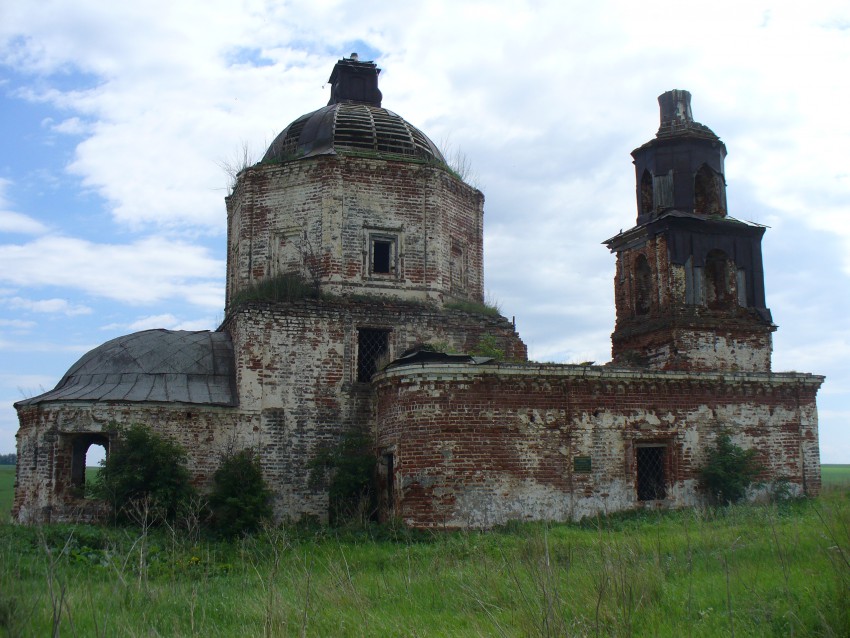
[13,403,243,524]
[226,156,484,308]
[12,80,824,530]
[223,298,526,521]
[375,364,822,528]
[610,234,774,372]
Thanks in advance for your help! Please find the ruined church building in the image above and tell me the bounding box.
[13,57,823,527]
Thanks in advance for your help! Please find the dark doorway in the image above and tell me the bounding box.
[636,445,667,501]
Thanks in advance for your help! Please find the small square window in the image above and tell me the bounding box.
[369,234,397,276]
[373,240,392,273]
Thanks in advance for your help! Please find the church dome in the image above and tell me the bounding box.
[262,102,445,164]
[262,55,445,165]
[15,330,236,407]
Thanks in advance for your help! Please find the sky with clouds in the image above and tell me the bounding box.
[1,0,848,463]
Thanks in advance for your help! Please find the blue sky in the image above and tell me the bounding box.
[1,0,849,463]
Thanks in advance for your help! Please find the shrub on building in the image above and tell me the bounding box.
[698,431,763,505]
[208,449,272,538]
[92,424,195,524]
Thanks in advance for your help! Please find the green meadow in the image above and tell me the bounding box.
[0,465,848,636]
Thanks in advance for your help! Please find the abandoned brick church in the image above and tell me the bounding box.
[13,57,823,527]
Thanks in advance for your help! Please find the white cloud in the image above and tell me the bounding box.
[51,117,88,135]
[0,235,223,308]
[0,319,36,329]
[0,211,49,235]
[125,313,216,331]
[0,338,92,353]
[6,296,92,316]
[0,178,49,235]
[0,0,849,459]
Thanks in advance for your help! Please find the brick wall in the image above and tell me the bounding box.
[226,156,484,308]
[13,403,243,524]
[375,363,822,528]
[612,235,774,372]
[219,297,526,521]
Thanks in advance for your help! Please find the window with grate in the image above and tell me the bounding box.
[636,445,667,501]
[357,328,390,382]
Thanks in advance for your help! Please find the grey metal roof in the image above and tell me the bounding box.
[16,329,236,407]
[262,103,445,164]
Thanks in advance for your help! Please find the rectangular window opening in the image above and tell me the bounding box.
[357,328,390,382]
[371,238,393,274]
[636,445,667,501]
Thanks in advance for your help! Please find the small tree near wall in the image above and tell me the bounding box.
[698,431,763,505]
[208,449,273,538]
[93,424,195,524]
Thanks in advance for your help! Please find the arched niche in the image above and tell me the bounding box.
[634,254,653,316]
[640,170,654,216]
[705,249,735,308]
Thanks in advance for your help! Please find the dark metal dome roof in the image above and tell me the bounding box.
[15,330,236,407]
[262,103,445,164]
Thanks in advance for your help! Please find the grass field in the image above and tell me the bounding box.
[0,465,13,524]
[0,464,848,636]
[822,464,850,487]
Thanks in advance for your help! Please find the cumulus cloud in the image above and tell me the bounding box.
[0,210,49,235]
[5,296,92,316]
[0,179,49,234]
[0,0,849,458]
[0,319,36,329]
[0,235,224,308]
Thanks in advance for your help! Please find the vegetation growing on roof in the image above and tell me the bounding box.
[444,297,502,317]
[229,273,320,308]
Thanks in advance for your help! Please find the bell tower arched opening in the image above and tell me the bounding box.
[640,170,654,217]
[694,164,725,216]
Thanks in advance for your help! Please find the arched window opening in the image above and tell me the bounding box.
[694,164,724,216]
[705,249,734,308]
[70,434,109,498]
[634,255,652,316]
[640,170,654,216]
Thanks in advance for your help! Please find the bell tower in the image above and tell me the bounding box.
[604,90,775,372]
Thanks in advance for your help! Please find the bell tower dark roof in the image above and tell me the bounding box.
[262,55,444,165]
[632,90,728,224]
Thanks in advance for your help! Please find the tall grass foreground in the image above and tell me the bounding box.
[1,488,849,636]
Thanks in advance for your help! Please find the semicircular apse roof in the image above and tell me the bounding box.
[16,330,236,407]
[262,103,446,164]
